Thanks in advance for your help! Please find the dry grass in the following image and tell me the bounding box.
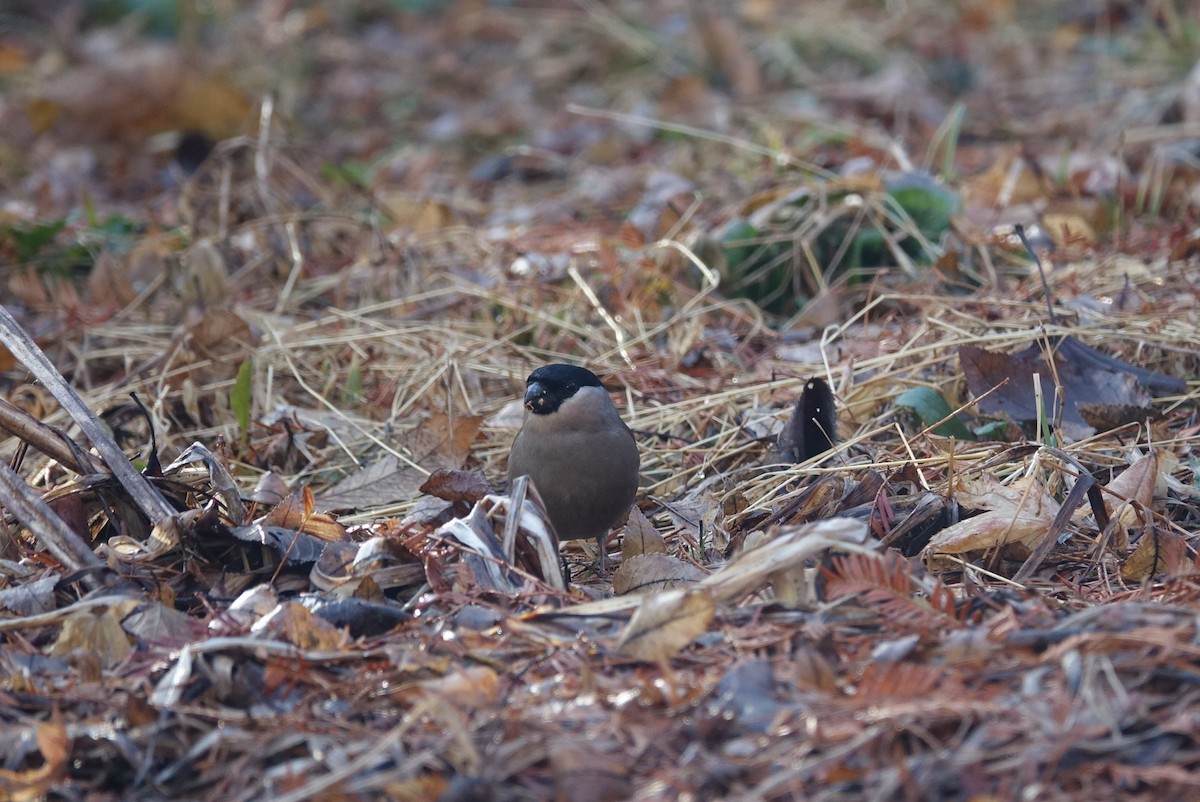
[2,1,1200,799]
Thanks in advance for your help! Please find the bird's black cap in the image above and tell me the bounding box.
[523,364,604,415]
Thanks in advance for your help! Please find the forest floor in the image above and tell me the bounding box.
[1,2,1200,800]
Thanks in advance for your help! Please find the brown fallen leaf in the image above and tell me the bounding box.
[250,471,290,505]
[251,601,348,651]
[49,599,140,668]
[925,475,1060,555]
[380,777,450,802]
[408,412,484,468]
[620,506,667,560]
[321,413,483,510]
[319,453,421,511]
[1120,528,1189,582]
[1103,449,1177,527]
[1041,211,1095,247]
[612,552,707,595]
[0,572,59,616]
[617,588,715,662]
[419,468,493,505]
[121,600,201,643]
[959,341,1174,440]
[701,518,872,603]
[261,488,348,542]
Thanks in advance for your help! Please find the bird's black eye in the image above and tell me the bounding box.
[566,383,578,393]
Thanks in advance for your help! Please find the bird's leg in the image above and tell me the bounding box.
[597,531,610,574]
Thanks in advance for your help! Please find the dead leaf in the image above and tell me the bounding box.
[378,194,458,234]
[701,518,871,603]
[617,588,715,662]
[789,648,839,692]
[620,506,667,560]
[1104,450,1177,526]
[612,552,707,595]
[705,659,783,734]
[0,572,60,616]
[926,475,1060,555]
[961,150,1047,208]
[1041,212,1095,247]
[1120,528,1189,582]
[319,454,422,510]
[262,490,349,542]
[229,521,327,564]
[380,777,450,802]
[251,472,290,505]
[251,601,348,650]
[187,307,254,356]
[419,468,493,504]
[323,414,483,510]
[121,600,200,642]
[955,338,1161,439]
[176,238,229,307]
[50,599,139,668]
[409,412,483,468]
[767,561,811,608]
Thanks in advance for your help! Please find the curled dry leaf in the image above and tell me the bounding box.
[1120,528,1189,582]
[229,522,326,564]
[261,489,348,542]
[617,588,715,662]
[310,538,424,596]
[419,468,493,504]
[926,475,1060,555]
[737,530,812,608]
[1104,449,1178,528]
[612,552,707,595]
[436,492,567,593]
[297,594,410,638]
[700,518,872,603]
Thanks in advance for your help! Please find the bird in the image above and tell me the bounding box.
[507,364,640,571]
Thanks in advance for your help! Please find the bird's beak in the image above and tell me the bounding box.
[524,381,547,411]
